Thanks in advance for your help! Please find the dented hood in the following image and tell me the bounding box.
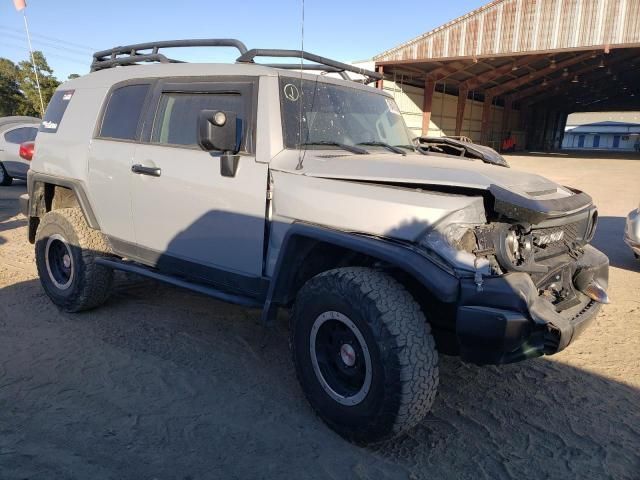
[271,150,593,222]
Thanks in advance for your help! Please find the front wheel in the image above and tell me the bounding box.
[291,267,439,444]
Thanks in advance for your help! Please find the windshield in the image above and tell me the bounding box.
[279,76,413,151]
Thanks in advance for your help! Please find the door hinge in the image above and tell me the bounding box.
[266,190,273,200]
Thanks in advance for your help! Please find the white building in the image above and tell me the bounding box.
[562,121,640,151]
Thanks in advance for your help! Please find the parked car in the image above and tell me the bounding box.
[625,203,640,259]
[21,39,609,444]
[0,116,40,185]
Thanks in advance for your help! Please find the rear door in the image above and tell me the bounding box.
[1,125,38,178]
[88,82,152,246]
[130,78,268,283]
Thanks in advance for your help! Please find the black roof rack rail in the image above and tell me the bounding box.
[90,40,382,85]
[236,49,382,84]
[91,39,248,71]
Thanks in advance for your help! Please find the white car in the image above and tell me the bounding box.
[0,116,40,185]
[625,203,640,259]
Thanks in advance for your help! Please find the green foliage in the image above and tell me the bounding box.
[0,58,23,117]
[0,50,60,118]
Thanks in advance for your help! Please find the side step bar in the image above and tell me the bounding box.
[95,258,263,309]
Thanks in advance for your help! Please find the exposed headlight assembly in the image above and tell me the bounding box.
[494,225,546,273]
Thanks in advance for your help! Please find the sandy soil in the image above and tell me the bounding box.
[0,153,638,479]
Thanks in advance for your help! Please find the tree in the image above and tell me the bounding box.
[16,51,60,117]
[67,73,80,80]
[0,58,25,117]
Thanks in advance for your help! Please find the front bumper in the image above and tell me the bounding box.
[455,245,609,365]
[624,208,640,258]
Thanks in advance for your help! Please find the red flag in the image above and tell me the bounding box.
[13,0,26,11]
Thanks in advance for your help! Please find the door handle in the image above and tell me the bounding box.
[131,164,161,177]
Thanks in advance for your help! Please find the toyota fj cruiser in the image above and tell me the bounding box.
[23,39,609,444]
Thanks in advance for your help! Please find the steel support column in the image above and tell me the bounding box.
[422,77,436,136]
[480,93,494,145]
[501,96,513,139]
[455,87,468,136]
[376,65,384,90]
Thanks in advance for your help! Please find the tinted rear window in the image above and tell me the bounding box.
[99,84,150,141]
[4,126,38,144]
[39,89,74,133]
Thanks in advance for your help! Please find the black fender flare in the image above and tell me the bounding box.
[27,171,100,242]
[260,223,460,323]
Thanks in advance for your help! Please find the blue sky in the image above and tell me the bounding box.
[0,0,486,80]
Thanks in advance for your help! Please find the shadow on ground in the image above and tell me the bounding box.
[0,277,638,479]
[591,216,639,272]
[0,184,26,245]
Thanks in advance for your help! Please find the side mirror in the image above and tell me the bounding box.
[198,110,241,154]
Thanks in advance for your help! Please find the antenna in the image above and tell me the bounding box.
[295,0,306,170]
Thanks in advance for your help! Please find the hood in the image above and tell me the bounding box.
[417,136,509,167]
[270,150,593,223]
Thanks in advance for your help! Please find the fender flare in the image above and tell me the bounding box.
[27,172,100,241]
[260,223,460,323]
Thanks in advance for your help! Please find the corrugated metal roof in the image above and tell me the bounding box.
[375,0,640,62]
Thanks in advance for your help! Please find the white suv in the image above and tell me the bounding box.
[23,39,609,444]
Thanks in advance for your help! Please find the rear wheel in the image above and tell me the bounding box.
[0,163,13,186]
[291,267,439,444]
[35,208,114,312]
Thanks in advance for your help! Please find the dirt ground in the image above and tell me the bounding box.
[0,152,638,480]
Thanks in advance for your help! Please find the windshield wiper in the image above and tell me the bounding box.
[298,141,368,155]
[357,141,406,155]
[394,144,419,153]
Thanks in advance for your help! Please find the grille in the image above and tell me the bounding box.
[532,221,581,258]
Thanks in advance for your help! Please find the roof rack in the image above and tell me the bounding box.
[236,49,382,84]
[90,39,382,84]
[90,39,249,71]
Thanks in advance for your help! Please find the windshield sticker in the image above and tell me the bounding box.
[41,120,58,130]
[62,90,75,101]
[385,98,401,115]
[283,83,300,102]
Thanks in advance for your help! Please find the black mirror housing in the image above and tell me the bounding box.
[198,110,241,154]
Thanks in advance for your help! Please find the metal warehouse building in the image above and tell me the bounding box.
[373,0,640,151]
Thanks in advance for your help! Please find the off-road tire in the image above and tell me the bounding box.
[35,208,114,312]
[0,163,13,186]
[291,267,439,444]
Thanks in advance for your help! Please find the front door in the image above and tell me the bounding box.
[130,79,268,282]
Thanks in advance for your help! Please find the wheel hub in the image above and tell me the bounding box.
[309,311,372,406]
[45,234,74,290]
[339,343,356,367]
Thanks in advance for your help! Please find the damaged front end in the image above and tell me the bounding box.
[420,184,609,365]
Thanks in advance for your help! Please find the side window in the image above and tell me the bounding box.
[4,126,38,144]
[99,84,150,141]
[39,89,74,133]
[151,92,247,149]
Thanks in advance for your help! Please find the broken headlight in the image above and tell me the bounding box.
[494,225,544,273]
[420,223,492,275]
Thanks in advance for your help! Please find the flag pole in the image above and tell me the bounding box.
[21,10,45,118]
